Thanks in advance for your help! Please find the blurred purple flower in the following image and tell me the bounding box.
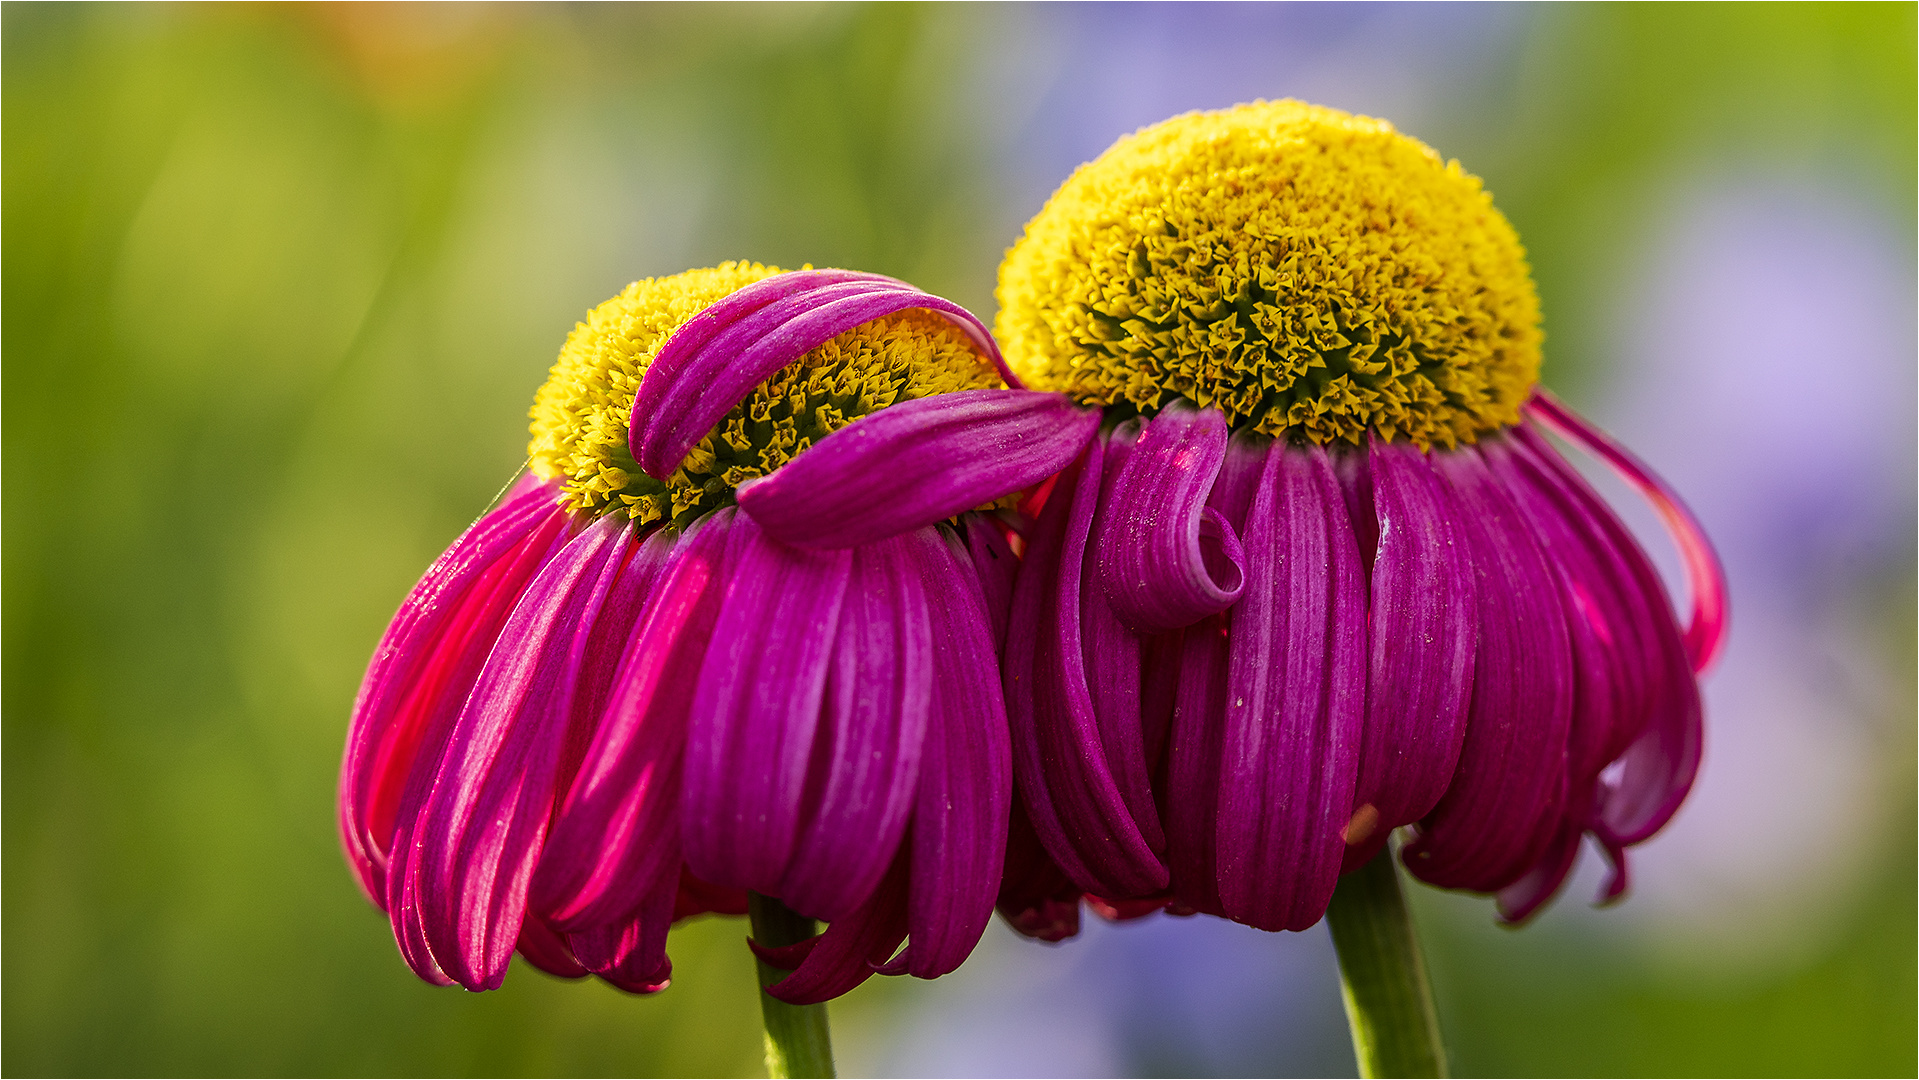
[338,267,1096,1002]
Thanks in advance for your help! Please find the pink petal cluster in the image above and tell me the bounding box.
[997,394,1726,937]
[339,272,1096,1001]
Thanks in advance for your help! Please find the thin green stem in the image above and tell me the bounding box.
[1325,847,1449,1078]
[747,893,836,1079]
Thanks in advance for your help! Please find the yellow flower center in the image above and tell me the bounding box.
[528,262,1004,525]
[995,100,1542,448]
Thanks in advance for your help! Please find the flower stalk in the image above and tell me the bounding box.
[1326,847,1449,1078]
[748,893,836,1079]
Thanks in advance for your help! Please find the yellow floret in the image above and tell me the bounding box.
[528,262,1003,524]
[995,100,1542,448]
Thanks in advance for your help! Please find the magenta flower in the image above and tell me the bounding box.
[339,263,1096,1002]
[991,101,1729,936]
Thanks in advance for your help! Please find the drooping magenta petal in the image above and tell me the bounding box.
[995,791,1083,942]
[1096,402,1245,632]
[1521,437,1705,850]
[533,512,735,932]
[1507,424,1703,853]
[963,513,1018,651]
[515,915,587,980]
[1332,447,1379,570]
[632,274,1016,479]
[512,528,671,962]
[1403,441,1573,893]
[1082,423,1165,859]
[379,510,579,987]
[1164,433,1269,915]
[1002,435,1170,899]
[1343,440,1477,872]
[402,514,637,990]
[550,527,679,797]
[1594,646,1702,850]
[379,510,584,985]
[1164,613,1230,918]
[681,516,852,893]
[1492,426,1665,913]
[760,852,912,1005]
[1138,629,1182,791]
[340,482,567,905]
[776,534,933,921]
[1493,817,1584,926]
[887,526,1012,979]
[1495,434,1652,787]
[1525,389,1727,673]
[1594,833,1632,903]
[1215,445,1366,932]
[737,389,1100,550]
[568,874,676,995]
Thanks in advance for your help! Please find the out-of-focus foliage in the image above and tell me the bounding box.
[4,4,1912,1077]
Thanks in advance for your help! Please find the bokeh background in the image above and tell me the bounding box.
[5,3,1913,1076]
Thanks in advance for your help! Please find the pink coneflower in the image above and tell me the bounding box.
[991,100,1728,939]
[338,263,1096,1003]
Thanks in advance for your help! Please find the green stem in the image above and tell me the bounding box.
[747,893,836,1079]
[1325,847,1449,1078]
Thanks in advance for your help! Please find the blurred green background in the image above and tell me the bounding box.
[5,3,1913,1076]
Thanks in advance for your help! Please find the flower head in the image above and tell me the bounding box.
[997,99,1541,448]
[990,101,1726,935]
[340,263,1096,1000]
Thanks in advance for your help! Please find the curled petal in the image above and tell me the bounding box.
[681,516,852,893]
[534,513,733,931]
[1403,441,1573,893]
[635,270,896,417]
[631,272,898,476]
[776,534,933,921]
[1525,388,1727,673]
[339,482,568,905]
[1164,435,1271,913]
[1344,440,1477,871]
[1097,402,1244,632]
[632,272,1016,479]
[1216,445,1366,932]
[738,389,1101,549]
